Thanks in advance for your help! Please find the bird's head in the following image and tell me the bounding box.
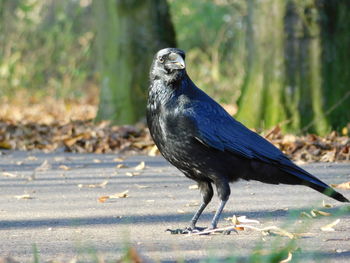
[150,48,186,83]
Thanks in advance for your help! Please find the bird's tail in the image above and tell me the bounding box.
[305,181,349,203]
[281,164,349,203]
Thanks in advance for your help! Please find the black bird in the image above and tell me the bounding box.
[146,48,349,233]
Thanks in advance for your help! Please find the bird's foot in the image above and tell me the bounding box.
[166,226,206,235]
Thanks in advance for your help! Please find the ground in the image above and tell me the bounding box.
[0,151,349,262]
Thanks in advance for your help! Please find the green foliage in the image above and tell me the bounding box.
[168,0,246,104]
[0,0,95,99]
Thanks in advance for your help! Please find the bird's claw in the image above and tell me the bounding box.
[166,226,205,234]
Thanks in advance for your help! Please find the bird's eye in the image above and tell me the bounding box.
[158,57,164,63]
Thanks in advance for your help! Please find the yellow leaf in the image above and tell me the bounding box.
[2,172,18,178]
[0,141,11,149]
[134,161,145,171]
[331,181,350,190]
[59,165,70,171]
[109,190,129,199]
[15,194,33,200]
[321,219,340,232]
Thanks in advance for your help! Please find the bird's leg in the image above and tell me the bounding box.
[188,181,213,231]
[209,200,227,230]
[208,179,230,230]
[166,181,213,234]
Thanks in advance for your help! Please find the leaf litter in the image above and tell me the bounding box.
[78,180,108,188]
[0,104,349,162]
[98,190,129,203]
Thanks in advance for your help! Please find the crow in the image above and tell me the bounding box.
[146,48,349,233]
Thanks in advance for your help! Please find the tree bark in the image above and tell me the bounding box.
[94,0,176,124]
[236,0,349,135]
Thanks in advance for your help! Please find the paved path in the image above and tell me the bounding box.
[0,151,349,262]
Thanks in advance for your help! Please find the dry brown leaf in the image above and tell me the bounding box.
[225,215,260,231]
[113,157,125,162]
[321,219,340,232]
[188,184,199,190]
[331,181,350,190]
[98,196,109,203]
[134,161,146,171]
[59,165,70,171]
[98,190,129,203]
[15,194,33,200]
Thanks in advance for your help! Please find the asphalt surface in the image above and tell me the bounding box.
[0,150,349,262]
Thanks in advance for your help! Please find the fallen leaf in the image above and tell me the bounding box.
[0,141,12,149]
[300,212,312,218]
[225,215,260,231]
[134,161,146,170]
[185,201,199,207]
[322,200,333,208]
[26,156,37,161]
[15,194,33,200]
[116,164,128,169]
[126,172,141,177]
[59,165,70,171]
[261,226,295,239]
[2,172,18,178]
[311,209,331,217]
[188,184,198,190]
[93,159,101,163]
[134,184,150,189]
[331,181,350,190]
[98,196,109,203]
[35,160,51,171]
[98,190,129,202]
[148,145,159,156]
[78,180,108,188]
[109,190,129,199]
[321,219,340,232]
[113,157,125,162]
[177,209,185,214]
[279,252,292,263]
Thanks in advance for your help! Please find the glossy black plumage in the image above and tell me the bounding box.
[147,48,349,232]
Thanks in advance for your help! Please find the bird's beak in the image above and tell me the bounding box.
[166,53,185,69]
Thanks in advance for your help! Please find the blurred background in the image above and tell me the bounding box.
[0,0,349,137]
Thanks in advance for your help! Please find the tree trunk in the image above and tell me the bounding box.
[319,0,350,131]
[236,0,348,135]
[94,0,176,124]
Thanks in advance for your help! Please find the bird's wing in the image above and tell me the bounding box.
[185,101,285,163]
[184,101,329,187]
